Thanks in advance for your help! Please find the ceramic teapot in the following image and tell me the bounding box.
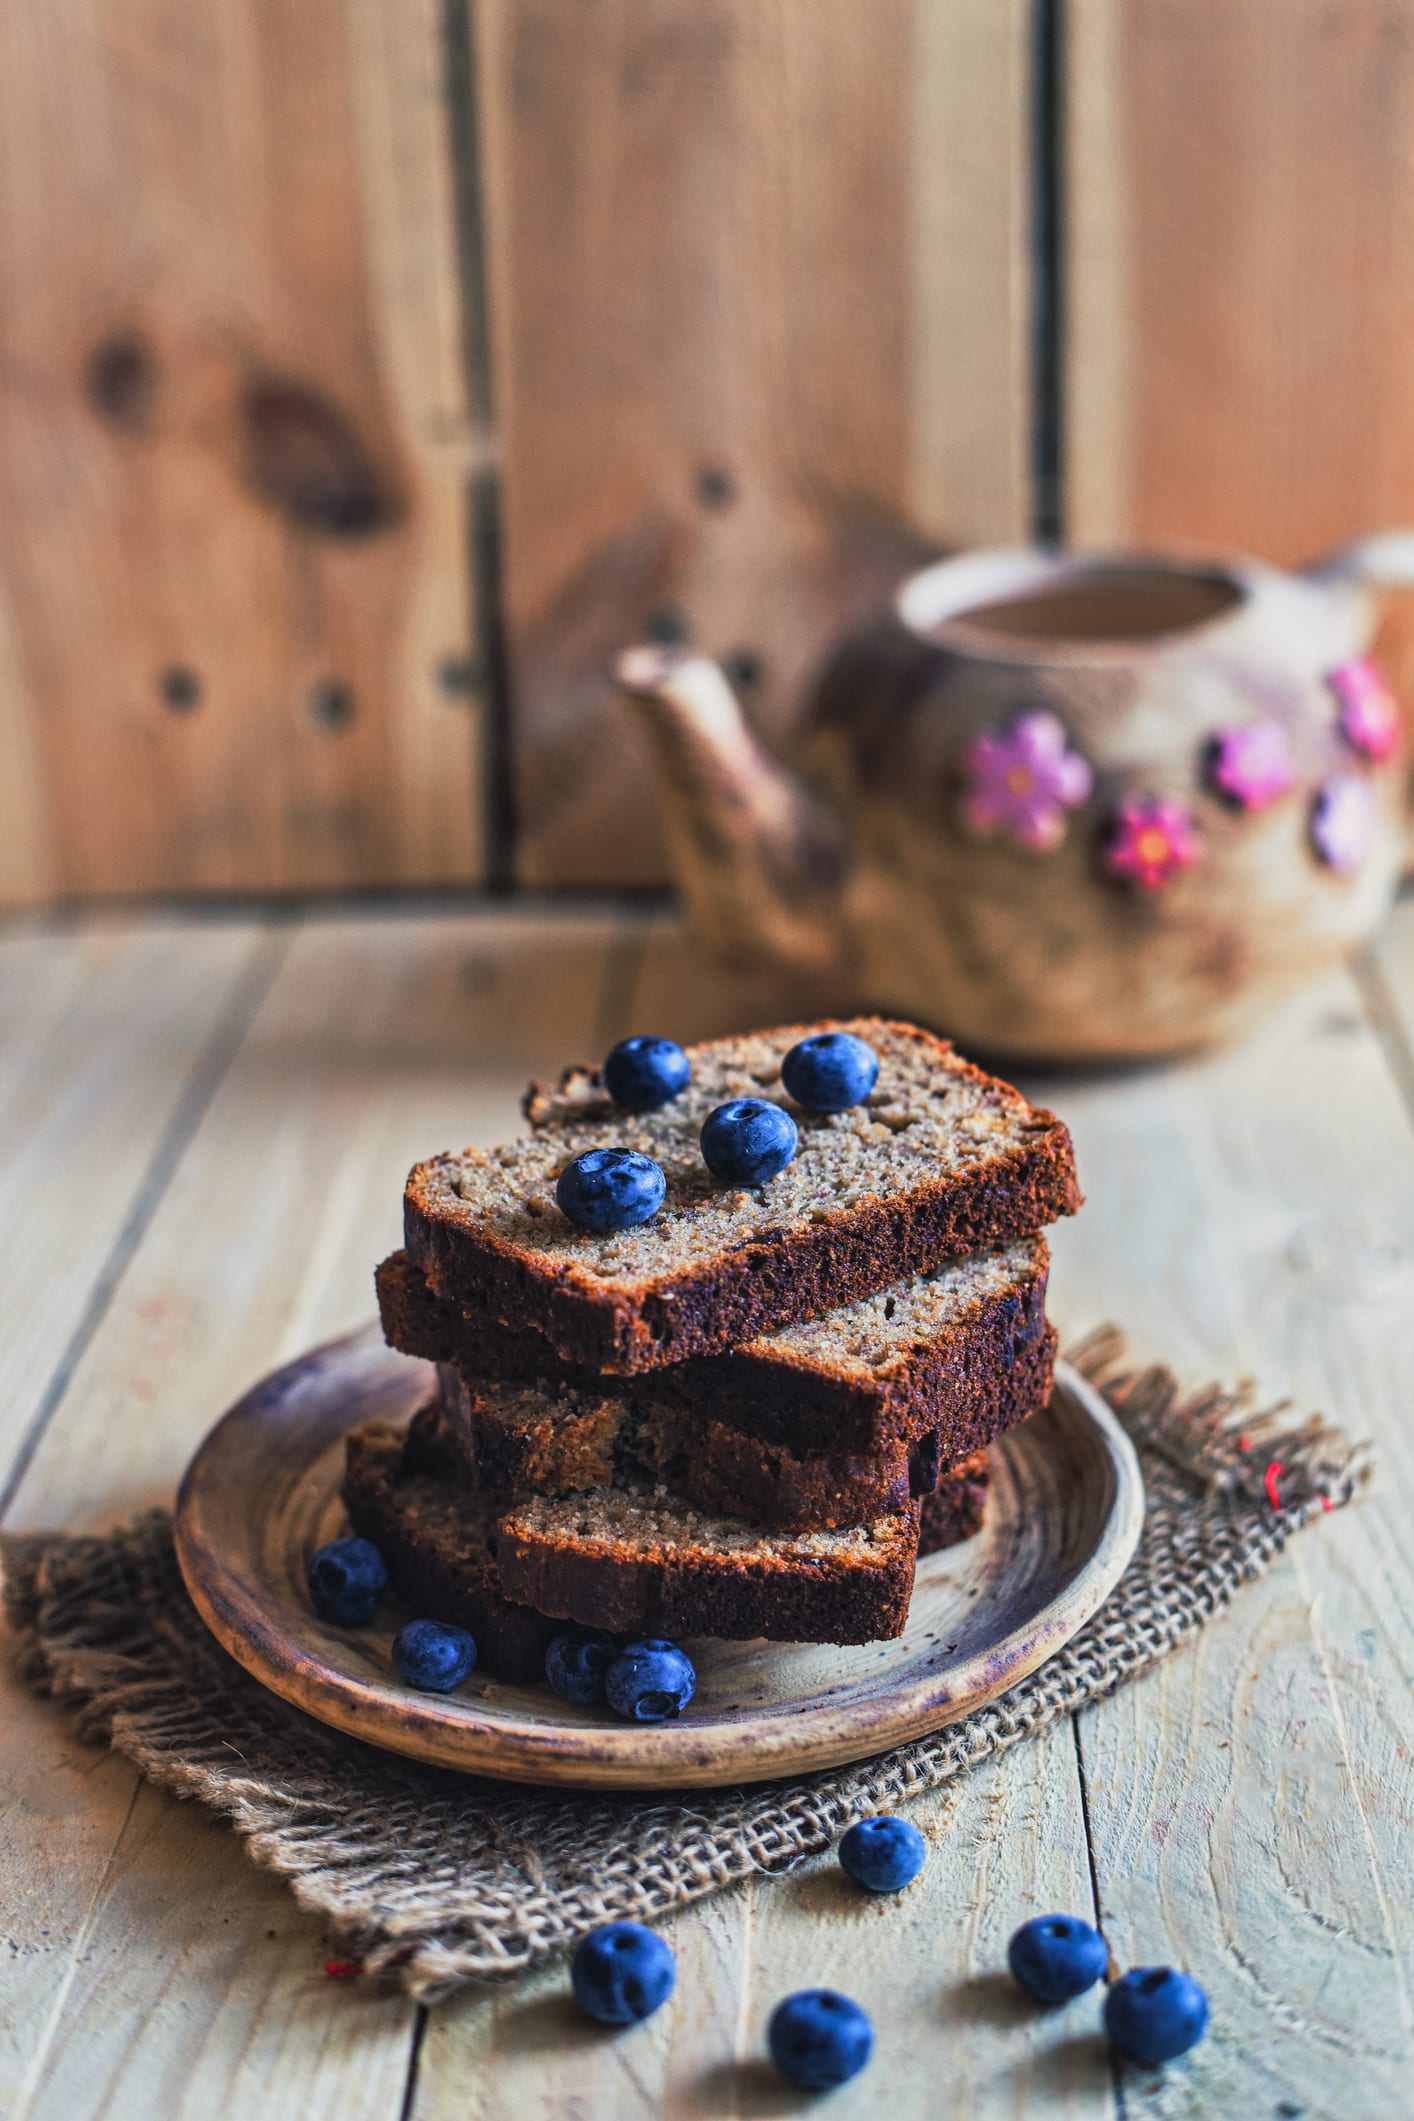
[614,538,1413,1061]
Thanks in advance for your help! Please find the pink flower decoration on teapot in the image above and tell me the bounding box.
[1310,774,1376,873]
[1329,656,1403,763]
[960,711,1092,851]
[1205,718,1296,812]
[1102,794,1201,892]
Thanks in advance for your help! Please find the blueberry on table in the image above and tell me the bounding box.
[1008,1913,1109,2003]
[699,1098,798,1185]
[1103,1967,1209,2066]
[545,1627,617,1705]
[603,1035,691,1112]
[571,1921,676,2025]
[604,1639,696,1723]
[392,1618,477,1692]
[556,1147,666,1233]
[781,1031,879,1113]
[768,1989,874,2090]
[307,1536,387,1627]
[838,1814,926,1893]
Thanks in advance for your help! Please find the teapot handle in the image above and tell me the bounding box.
[1300,530,1414,589]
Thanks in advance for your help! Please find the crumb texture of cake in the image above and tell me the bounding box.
[383,1237,1054,1460]
[437,1357,927,1530]
[403,1019,1079,1373]
[493,1479,920,1643]
[342,1403,920,1647]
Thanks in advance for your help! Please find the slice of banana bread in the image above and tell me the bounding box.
[491,1483,920,1643]
[433,1319,1054,1531]
[342,1400,924,1649]
[378,1233,1052,1456]
[434,1359,921,1529]
[403,1019,1079,1374]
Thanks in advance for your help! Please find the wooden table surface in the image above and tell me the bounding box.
[1,900,1411,2120]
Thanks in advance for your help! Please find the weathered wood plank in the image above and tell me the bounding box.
[0,0,483,902]
[476,0,1030,887]
[1065,0,1414,711]
[416,1741,1110,2120]
[1035,967,1414,2115]
[0,915,274,1498]
[0,909,625,2118]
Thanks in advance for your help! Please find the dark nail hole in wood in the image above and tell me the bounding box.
[696,465,736,510]
[644,606,690,646]
[86,333,158,433]
[723,648,763,691]
[310,681,355,730]
[240,378,397,539]
[438,653,483,698]
[161,665,201,712]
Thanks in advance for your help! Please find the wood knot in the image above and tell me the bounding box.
[239,377,397,538]
[86,333,158,433]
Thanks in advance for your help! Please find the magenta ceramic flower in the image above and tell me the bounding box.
[1329,657,1403,763]
[1102,795,1201,892]
[1310,774,1377,873]
[960,712,1092,851]
[1205,718,1296,812]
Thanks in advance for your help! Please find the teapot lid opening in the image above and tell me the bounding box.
[897,549,1249,657]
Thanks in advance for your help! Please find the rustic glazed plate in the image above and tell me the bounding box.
[175,1329,1143,1790]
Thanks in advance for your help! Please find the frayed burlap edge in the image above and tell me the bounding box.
[2,1329,1369,2003]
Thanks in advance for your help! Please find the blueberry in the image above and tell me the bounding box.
[767,1990,873,2091]
[392,1618,477,1692]
[699,1098,798,1185]
[1104,1966,1209,2066]
[604,1639,696,1723]
[781,1031,879,1113]
[307,1536,387,1627]
[1008,1914,1109,2003]
[556,1147,666,1233]
[838,1814,926,1893]
[571,1921,676,2025]
[545,1627,617,1705]
[603,1035,690,1112]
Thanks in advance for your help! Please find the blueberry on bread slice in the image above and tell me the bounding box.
[378,1234,1054,1458]
[402,1019,1078,1375]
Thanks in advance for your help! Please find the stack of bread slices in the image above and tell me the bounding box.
[347,1020,1079,1686]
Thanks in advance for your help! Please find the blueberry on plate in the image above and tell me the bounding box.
[1103,1967,1209,2066]
[392,1618,477,1693]
[781,1031,879,1113]
[1008,1914,1109,2003]
[603,1035,691,1112]
[699,1098,798,1185]
[838,1814,926,1893]
[571,1920,676,2025]
[307,1536,387,1627]
[545,1627,617,1705]
[768,1989,873,2091]
[556,1147,666,1233]
[604,1639,696,1723]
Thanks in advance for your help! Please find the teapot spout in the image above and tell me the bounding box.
[614,645,846,977]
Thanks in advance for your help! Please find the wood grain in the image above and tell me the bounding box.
[1066,0,1414,727]
[1035,957,1414,2116]
[0,0,483,903]
[0,910,623,2118]
[475,0,1031,886]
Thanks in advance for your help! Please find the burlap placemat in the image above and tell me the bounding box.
[2,1330,1367,2003]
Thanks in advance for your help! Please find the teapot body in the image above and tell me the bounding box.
[794,548,1406,1059]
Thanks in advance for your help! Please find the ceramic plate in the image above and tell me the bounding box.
[175,1330,1143,1790]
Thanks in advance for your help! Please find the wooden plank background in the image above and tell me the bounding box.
[2,0,1414,900]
